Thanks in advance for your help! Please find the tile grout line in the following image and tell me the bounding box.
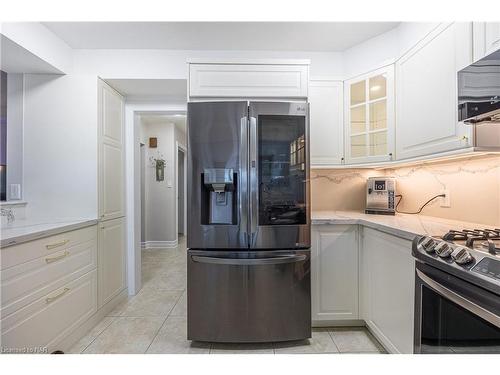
[78,317,117,354]
[326,330,341,353]
[143,289,185,354]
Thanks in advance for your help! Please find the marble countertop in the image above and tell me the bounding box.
[312,210,496,241]
[1,218,98,248]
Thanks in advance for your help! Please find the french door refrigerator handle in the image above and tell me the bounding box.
[416,269,500,328]
[249,116,258,246]
[240,116,249,245]
[191,254,307,266]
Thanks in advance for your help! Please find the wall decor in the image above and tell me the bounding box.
[149,154,166,182]
[149,137,157,148]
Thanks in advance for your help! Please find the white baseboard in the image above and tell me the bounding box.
[365,320,400,354]
[141,240,178,249]
[312,319,365,328]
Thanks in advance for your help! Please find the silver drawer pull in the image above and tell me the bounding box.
[45,288,70,304]
[45,251,70,264]
[46,239,69,250]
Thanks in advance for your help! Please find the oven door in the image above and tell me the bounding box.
[414,262,500,354]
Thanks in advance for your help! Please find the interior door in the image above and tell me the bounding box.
[248,102,310,250]
[187,101,249,250]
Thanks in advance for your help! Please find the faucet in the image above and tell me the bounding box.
[1,208,15,224]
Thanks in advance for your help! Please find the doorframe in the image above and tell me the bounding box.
[124,102,187,295]
[175,142,187,243]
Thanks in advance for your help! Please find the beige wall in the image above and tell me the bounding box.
[311,155,500,226]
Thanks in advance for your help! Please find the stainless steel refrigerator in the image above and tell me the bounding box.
[187,101,311,343]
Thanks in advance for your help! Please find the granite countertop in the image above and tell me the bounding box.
[312,210,496,241]
[0,218,98,248]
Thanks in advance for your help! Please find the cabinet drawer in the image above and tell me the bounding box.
[1,238,97,317]
[1,225,97,270]
[1,270,97,353]
[189,63,309,98]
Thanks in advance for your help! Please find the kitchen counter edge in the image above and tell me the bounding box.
[1,219,99,248]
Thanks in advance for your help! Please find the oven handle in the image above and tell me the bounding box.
[191,254,307,266]
[416,269,500,328]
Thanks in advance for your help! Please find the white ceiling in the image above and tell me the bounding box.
[141,114,186,134]
[43,22,399,51]
[105,78,187,100]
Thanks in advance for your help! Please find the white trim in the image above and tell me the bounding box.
[187,58,310,65]
[0,200,27,207]
[141,240,178,249]
[175,141,187,244]
[124,101,187,296]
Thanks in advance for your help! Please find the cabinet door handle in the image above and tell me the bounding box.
[45,251,70,264]
[45,288,70,304]
[45,239,69,250]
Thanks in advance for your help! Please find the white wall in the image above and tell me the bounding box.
[73,49,344,79]
[22,74,98,220]
[0,22,73,74]
[343,22,439,78]
[6,73,23,199]
[140,119,186,245]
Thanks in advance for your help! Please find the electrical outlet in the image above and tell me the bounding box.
[440,188,450,208]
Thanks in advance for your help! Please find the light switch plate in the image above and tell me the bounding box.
[9,184,21,200]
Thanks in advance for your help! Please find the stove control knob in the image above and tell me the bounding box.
[435,241,453,258]
[419,236,437,253]
[451,246,473,265]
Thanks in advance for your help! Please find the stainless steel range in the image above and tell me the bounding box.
[412,229,500,353]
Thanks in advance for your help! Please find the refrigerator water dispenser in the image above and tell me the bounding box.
[202,168,236,225]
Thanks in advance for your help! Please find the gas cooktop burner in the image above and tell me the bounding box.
[412,228,500,292]
[441,228,500,255]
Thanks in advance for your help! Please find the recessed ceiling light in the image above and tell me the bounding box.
[370,85,381,92]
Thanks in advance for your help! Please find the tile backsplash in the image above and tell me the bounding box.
[311,155,500,226]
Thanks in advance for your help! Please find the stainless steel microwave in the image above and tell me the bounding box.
[458,49,500,125]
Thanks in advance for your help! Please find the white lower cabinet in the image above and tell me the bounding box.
[311,225,359,323]
[98,217,126,308]
[311,223,415,353]
[360,227,415,354]
[1,271,97,353]
[0,226,98,353]
[1,220,127,353]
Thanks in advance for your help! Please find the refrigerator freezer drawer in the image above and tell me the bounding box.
[187,249,311,343]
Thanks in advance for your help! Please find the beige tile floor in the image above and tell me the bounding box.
[70,237,385,354]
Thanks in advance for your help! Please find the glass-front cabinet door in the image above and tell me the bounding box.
[344,65,395,164]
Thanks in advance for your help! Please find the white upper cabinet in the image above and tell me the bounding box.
[189,61,309,98]
[98,79,125,221]
[473,22,500,61]
[395,23,473,160]
[344,65,395,164]
[309,79,344,167]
